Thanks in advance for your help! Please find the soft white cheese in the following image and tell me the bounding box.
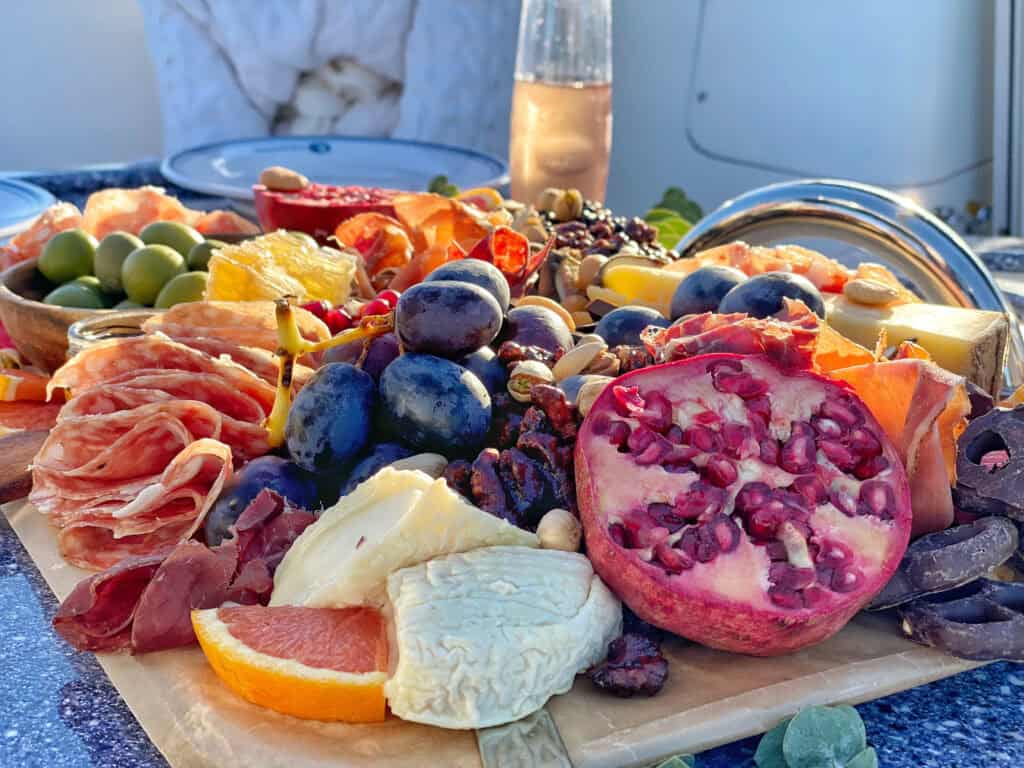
[384,546,622,729]
[270,468,538,608]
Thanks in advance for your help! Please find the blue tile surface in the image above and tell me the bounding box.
[2,165,1023,768]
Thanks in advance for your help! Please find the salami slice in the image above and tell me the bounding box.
[49,336,276,413]
[166,336,316,387]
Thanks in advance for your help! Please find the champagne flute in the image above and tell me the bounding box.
[509,0,613,205]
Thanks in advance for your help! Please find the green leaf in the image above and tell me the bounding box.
[650,755,696,768]
[652,186,704,224]
[844,747,878,768]
[646,213,692,251]
[782,706,867,768]
[643,207,683,223]
[427,174,459,197]
[754,719,792,768]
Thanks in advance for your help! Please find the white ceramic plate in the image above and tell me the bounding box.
[0,178,55,240]
[162,135,509,201]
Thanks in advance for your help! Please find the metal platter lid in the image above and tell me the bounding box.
[676,179,1024,391]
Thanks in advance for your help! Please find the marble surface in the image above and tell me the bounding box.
[2,165,1023,767]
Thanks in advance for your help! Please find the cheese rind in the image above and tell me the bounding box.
[384,546,622,729]
[825,295,1008,393]
[270,468,538,608]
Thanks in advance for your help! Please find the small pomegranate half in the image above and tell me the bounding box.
[576,353,912,656]
[253,183,399,242]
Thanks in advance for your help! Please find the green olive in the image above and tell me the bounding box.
[154,271,209,309]
[94,231,144,293]
[187,239,226,271]
[38,229,97,283]
[43,280,105,309]
[122,245,186,305]
[139,221,204,258]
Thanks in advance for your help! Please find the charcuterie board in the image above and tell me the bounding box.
[4,498,980,768]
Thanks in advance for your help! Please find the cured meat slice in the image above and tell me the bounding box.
[0,400,62,431]
[82,186,193,239]
[60,383,269,461]
[0,202,82,269]
[49,336,276,413]
[131,540,238,653]
[53,438,233,570]
[143,301,328,353]
[191,209,259,235]
[71,372,264,422]
[52,551,168,651]
[832,359,971,536]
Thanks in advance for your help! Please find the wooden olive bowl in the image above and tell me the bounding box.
[0,259,114,372]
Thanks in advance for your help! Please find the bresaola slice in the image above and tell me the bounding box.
[576,353,913,656]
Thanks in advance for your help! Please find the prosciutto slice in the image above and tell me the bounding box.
[832,359,970,536]
[52,490,314,652]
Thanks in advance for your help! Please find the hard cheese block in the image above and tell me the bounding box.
[825,295,1008,393]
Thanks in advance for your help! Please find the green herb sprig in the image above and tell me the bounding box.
[427,174,460,197]
[754,705,878,768]
[643,187,704,250]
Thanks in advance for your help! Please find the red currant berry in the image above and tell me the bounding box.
[300,300,330,319]
[324,308,353,335]
[359,298,391,318]
[376,289,401,309]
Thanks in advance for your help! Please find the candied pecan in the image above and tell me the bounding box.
[541,460,577,515]
[491,409,524,449]
[443,459,473,497]
[517,429,564,468]
[530,384,579,440]
[520,405,550,434]
[588,633,668,697]
[497,340,556,368]
[499,448,554,527]
[612,345,654,373]
[471,449,513,522]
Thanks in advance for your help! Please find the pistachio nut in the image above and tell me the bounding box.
[508,359,555,402]
[576,376,613,416]
[552,340,608,382]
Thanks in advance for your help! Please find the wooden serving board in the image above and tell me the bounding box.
[0,430,47,504]
[4,499,980,768]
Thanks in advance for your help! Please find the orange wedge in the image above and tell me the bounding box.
[456,187,503,212]
[0,368,50,402]
[192,605,389,722]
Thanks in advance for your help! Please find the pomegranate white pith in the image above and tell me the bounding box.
[576,353,912,656]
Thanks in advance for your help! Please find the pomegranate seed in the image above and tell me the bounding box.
[693,410,722,426]
[704,454,738,487]
[760,439,780,465]
[682,425,721,453]
[803,586,828,607]
[674,481,725,520]
[607,421,631,447]
[829,488,859,517]
[819,397,862,428]
[359,298,391,318]
[818,439,857,472]
[706,359,743,375]
[848,428,882,459]
[654,543,692,574]
[375,289,401,308]
[637,391,673,433]
[324,308,353,335]
[590,412,611,436]
[816,540,853,566]
[746,508,782,540]
[746,396,772,434]
[612,385,645,416]
[830,565,865,593]
[634,434,673,466]
[713,371,769,398]
[609,523,627,547]
[694,525,720,562]
[648,503,685,532]
[858,480,895,518]
[628,424,657,454]
[735,482,773,514]
[722,422,753,459]
[779,431,816,474]
[708,514,742,553]
[679,527,700,559]
[300,300,330,319]
[769,563,816,590]
[768,587,805,610]
[666,425,684,444]
[810,416,843,439]
[790,475,827,505]
[852,455,889,480]
[765,541,789,561]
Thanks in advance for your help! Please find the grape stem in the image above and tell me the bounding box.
[265,297,394,448]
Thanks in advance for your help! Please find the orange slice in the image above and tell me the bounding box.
[192,605,388,722]
[456,187,503,212]
[0,368,50,402]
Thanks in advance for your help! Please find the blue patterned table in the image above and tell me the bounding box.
[2,165,1023,768]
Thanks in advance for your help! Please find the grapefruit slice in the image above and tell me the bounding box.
[192,605,388,722]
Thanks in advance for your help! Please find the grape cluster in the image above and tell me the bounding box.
[543,200,662,257]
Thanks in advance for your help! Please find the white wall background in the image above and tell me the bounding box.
[0,0,162,171]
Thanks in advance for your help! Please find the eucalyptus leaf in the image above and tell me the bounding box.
[643,210,692,250]
[652,186,704,224]
[782,706,867,768]
[650,754,696,768]
[844,747,878,768]
[753,718,791,768]
[428,174,459,197]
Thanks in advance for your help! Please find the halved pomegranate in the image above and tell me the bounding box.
[576,353,912,656]
[253,184,400,242]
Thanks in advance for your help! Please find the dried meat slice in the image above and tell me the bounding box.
[143,301,329,354]
[191,209,259,236]
[49,336,276,413]
[52,551,169,651]
[81,186,192,240]
[161,336,315,389]
[832,359,971,536]
[105,371,265,422]
[55,438,233,570]
[0,202,82,269]
[130,540,238,652]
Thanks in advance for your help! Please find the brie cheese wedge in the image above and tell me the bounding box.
[384,546,622,729]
